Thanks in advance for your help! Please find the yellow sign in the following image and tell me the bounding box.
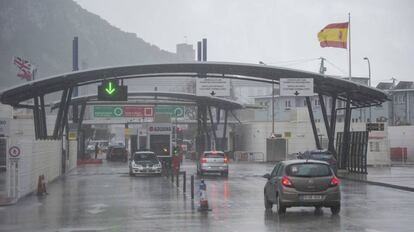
[124,128,130,137]
[68,131,77,140]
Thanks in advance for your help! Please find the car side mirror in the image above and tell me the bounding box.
[263,173,271,179]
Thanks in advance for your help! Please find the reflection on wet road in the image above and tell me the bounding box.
[1,161,414,232]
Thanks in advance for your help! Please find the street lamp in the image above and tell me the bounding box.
[363,57,372,122]
[259,61,275,136]
[363,57,371,87]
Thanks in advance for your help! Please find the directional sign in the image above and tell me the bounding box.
[97,81,128,101]
[8,146,21,158]
[155,105,185,118]
[196,78,230,96]
[280,78,314,96]
[105,81,116,95]
[94,106,154,118]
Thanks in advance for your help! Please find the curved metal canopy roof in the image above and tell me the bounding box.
[51,91,243,110]
[0,62,389,107]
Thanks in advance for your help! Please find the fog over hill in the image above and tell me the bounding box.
[0,0,181,90]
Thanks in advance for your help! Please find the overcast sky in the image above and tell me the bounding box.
[74,0,414,86]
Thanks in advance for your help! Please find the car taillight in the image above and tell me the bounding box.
[281,176,293,188]
[224,157,228,164]
[329,176,340,187]
[201,158,207,164]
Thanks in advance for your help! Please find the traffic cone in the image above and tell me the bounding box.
[198,179,211,212]
[37,175,48,196]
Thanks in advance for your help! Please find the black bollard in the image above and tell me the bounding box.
[183,172,186,193]
[176,171,179,187]
[191,175,194,199]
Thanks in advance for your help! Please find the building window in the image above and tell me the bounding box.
[369,141,380,152]
[314,99,320,107]
[285,100,291,108]
[399,95,405,104]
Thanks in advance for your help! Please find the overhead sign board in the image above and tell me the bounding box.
[196,78,230,96]
[97,80,128,101]
[280,78,314,96]
[155,105,185,118]
[94,106,153,118]
[0,118,10,136]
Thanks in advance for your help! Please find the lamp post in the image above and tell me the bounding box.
[363,57,371,87]
[363,57,372,122]
[260,61,275,136]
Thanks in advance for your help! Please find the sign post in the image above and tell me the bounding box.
[8,145,20,199]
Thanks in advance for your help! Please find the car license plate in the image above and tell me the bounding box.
[301,195,323,200]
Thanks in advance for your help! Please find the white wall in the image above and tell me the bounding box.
[6,117,63,198]
[389,125,414,161]
[17,140,61,197]
[235,120,390,165]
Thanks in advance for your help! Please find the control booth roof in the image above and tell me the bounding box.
[0,62,389,107]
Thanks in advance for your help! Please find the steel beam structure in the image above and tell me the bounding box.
[329,96,337,157]
[222,110,228,151]
[33,96,40,140]
[306,96,322,150]
[40,95,47,138]
[59,88,73,139]
[53,89,68,138]
[341,95,352,169]
[208,106,217,149]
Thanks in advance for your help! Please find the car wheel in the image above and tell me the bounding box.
[331,205,340,215]
[276,193,286,214]
[264,193,273,209]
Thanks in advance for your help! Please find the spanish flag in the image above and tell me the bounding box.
[317,22,349,49]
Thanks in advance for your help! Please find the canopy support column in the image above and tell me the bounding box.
[306,96,321,150]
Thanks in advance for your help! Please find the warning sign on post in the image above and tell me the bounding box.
[280,78,314,96]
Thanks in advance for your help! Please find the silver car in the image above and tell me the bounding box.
[197,151,229,177]
[129,151,162,176]
[263,159,341,214]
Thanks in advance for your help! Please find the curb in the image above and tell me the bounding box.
[338,175,414,192]
[0,197,17,206]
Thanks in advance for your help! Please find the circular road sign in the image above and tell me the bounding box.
[113,107,123,117]
[174,107,184,117]
[8,146,21,158]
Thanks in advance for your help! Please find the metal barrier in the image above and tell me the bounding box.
[234,151,265,162]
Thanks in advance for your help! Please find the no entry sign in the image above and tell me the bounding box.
[8,146,21,158]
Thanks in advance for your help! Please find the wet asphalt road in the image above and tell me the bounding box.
[1,160,414,232]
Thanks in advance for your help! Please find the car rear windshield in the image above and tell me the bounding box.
[134,153,158,162]
[204,152,224,158]
[286,163,332,177]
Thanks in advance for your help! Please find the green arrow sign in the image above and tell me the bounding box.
[105,81,116,95]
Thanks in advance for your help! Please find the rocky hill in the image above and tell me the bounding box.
[0,0,179,89]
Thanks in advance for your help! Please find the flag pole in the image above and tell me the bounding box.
[348,13,352,80]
